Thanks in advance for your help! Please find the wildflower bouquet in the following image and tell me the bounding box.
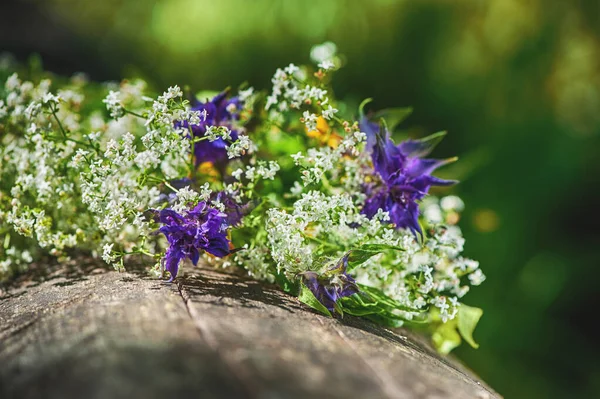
[0,45,485,353]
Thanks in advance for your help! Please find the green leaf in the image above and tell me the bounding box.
[358,285,422,312]
[346,250,379,269]
[432,321,462,355]
[274,270,298,295]
[346,243,404,270]
[333,301,344,317]
[403,131,447,158]
[342,305,383,317]
[374,107,413,131]
[363,313,405,328]
[358,243,404,252]
[457,304,483,349]
[298,282,332,317]
[340,294,383,316]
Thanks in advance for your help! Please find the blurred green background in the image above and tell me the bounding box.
[2,0,599,397]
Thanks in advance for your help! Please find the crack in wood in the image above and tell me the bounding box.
[176,278,260,399]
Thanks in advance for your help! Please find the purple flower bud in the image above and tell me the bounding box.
[300,254,359,313]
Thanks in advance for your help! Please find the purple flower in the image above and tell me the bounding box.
[182,90,241,166]
[360,117,456,235]
[156,202,230,281]
[301,254,359,313]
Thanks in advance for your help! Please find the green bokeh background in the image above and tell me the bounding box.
[2,1,599,397]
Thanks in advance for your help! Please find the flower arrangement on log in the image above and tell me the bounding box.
[0,44,485,353]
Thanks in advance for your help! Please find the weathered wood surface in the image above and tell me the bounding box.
[0,261,501,399]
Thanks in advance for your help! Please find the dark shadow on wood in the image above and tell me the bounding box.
[178,269,305,314]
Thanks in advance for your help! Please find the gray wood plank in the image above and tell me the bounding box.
[0,261,501,399]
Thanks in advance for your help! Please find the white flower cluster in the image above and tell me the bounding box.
[265,63,338,125]
[233,244,276,283]
[232,161,280,182]
[353,196,485,323]
[1,74,87,261]
[78,86,205,264]
[227,134,253,158]
[205,125,232,142]
[0,73,212,275]
[293,126,366,186]
[103,90,124,119]
[265,191,391,277]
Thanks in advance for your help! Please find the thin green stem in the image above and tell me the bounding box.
[50,106,68,139]
[124,109,145,119]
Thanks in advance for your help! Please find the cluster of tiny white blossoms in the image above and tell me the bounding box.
[265,191,392,277]
[352,196,485,323]
[0,44,484,352]
[266,61,338,129]
[1,73,86,266]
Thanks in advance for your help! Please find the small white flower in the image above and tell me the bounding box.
[265,95,278,110]
[318,60,335,71]
[424,204,443,224]
[239,87,254,102]
[284,63,300,75]
[103,90,124,119]
[205,125,231,142]
[232,168,244,180]
[42,92,61,105]
[199,183,212,201]
[71,149,89,168]
[321,105,338,120]
[102,243,116,264]
[302,111,318,131]
[468,269,486,286]
[440,195,465,212]
[161,86,183,101]
[291,152,304,163]
[87,131,101,141]
[227,135,252,159]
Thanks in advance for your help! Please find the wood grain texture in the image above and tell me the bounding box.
[0,261,501,399]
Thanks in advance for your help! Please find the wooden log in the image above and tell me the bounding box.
[0,261,501,399]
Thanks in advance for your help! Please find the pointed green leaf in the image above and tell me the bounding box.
[346,243,404,270]
[402,131,447,158]
[457,304,483,349]
[374,107,413,131]
[298,282,332,317]
[333,301,344,317]
[358,285,422,312]
[346,250,380,269]
[358,243,404,252]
